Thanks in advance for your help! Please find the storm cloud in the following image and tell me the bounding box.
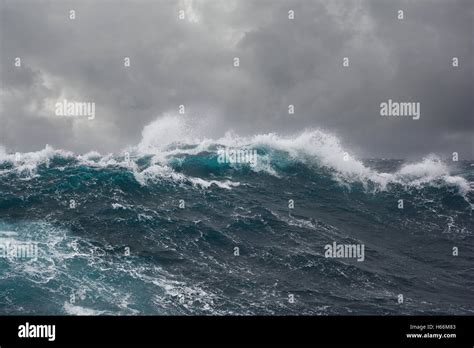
[0,0,472,158]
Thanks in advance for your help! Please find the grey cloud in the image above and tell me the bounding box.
[0,0,472,158]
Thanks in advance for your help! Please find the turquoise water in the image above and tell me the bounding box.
[0,142,472,315]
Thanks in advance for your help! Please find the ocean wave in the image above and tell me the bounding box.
[0,114,471,196]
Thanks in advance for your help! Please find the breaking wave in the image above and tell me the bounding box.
[0,114,473,315]
[0,114,471,197]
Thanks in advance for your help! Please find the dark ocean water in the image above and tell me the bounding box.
[0,132,473,315]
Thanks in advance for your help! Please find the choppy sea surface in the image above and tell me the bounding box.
[1,119,473,315]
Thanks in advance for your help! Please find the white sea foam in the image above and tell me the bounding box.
[0,145,74,178]
[111,203,127,210]
[131,114,470,195]
[1,219,213,315]
[0,114,470,195]
[63,302,108,315]
[132,163,239,189]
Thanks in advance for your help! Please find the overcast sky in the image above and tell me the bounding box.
[1,0,472,159]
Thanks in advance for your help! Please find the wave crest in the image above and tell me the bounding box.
[0,115,471,196]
